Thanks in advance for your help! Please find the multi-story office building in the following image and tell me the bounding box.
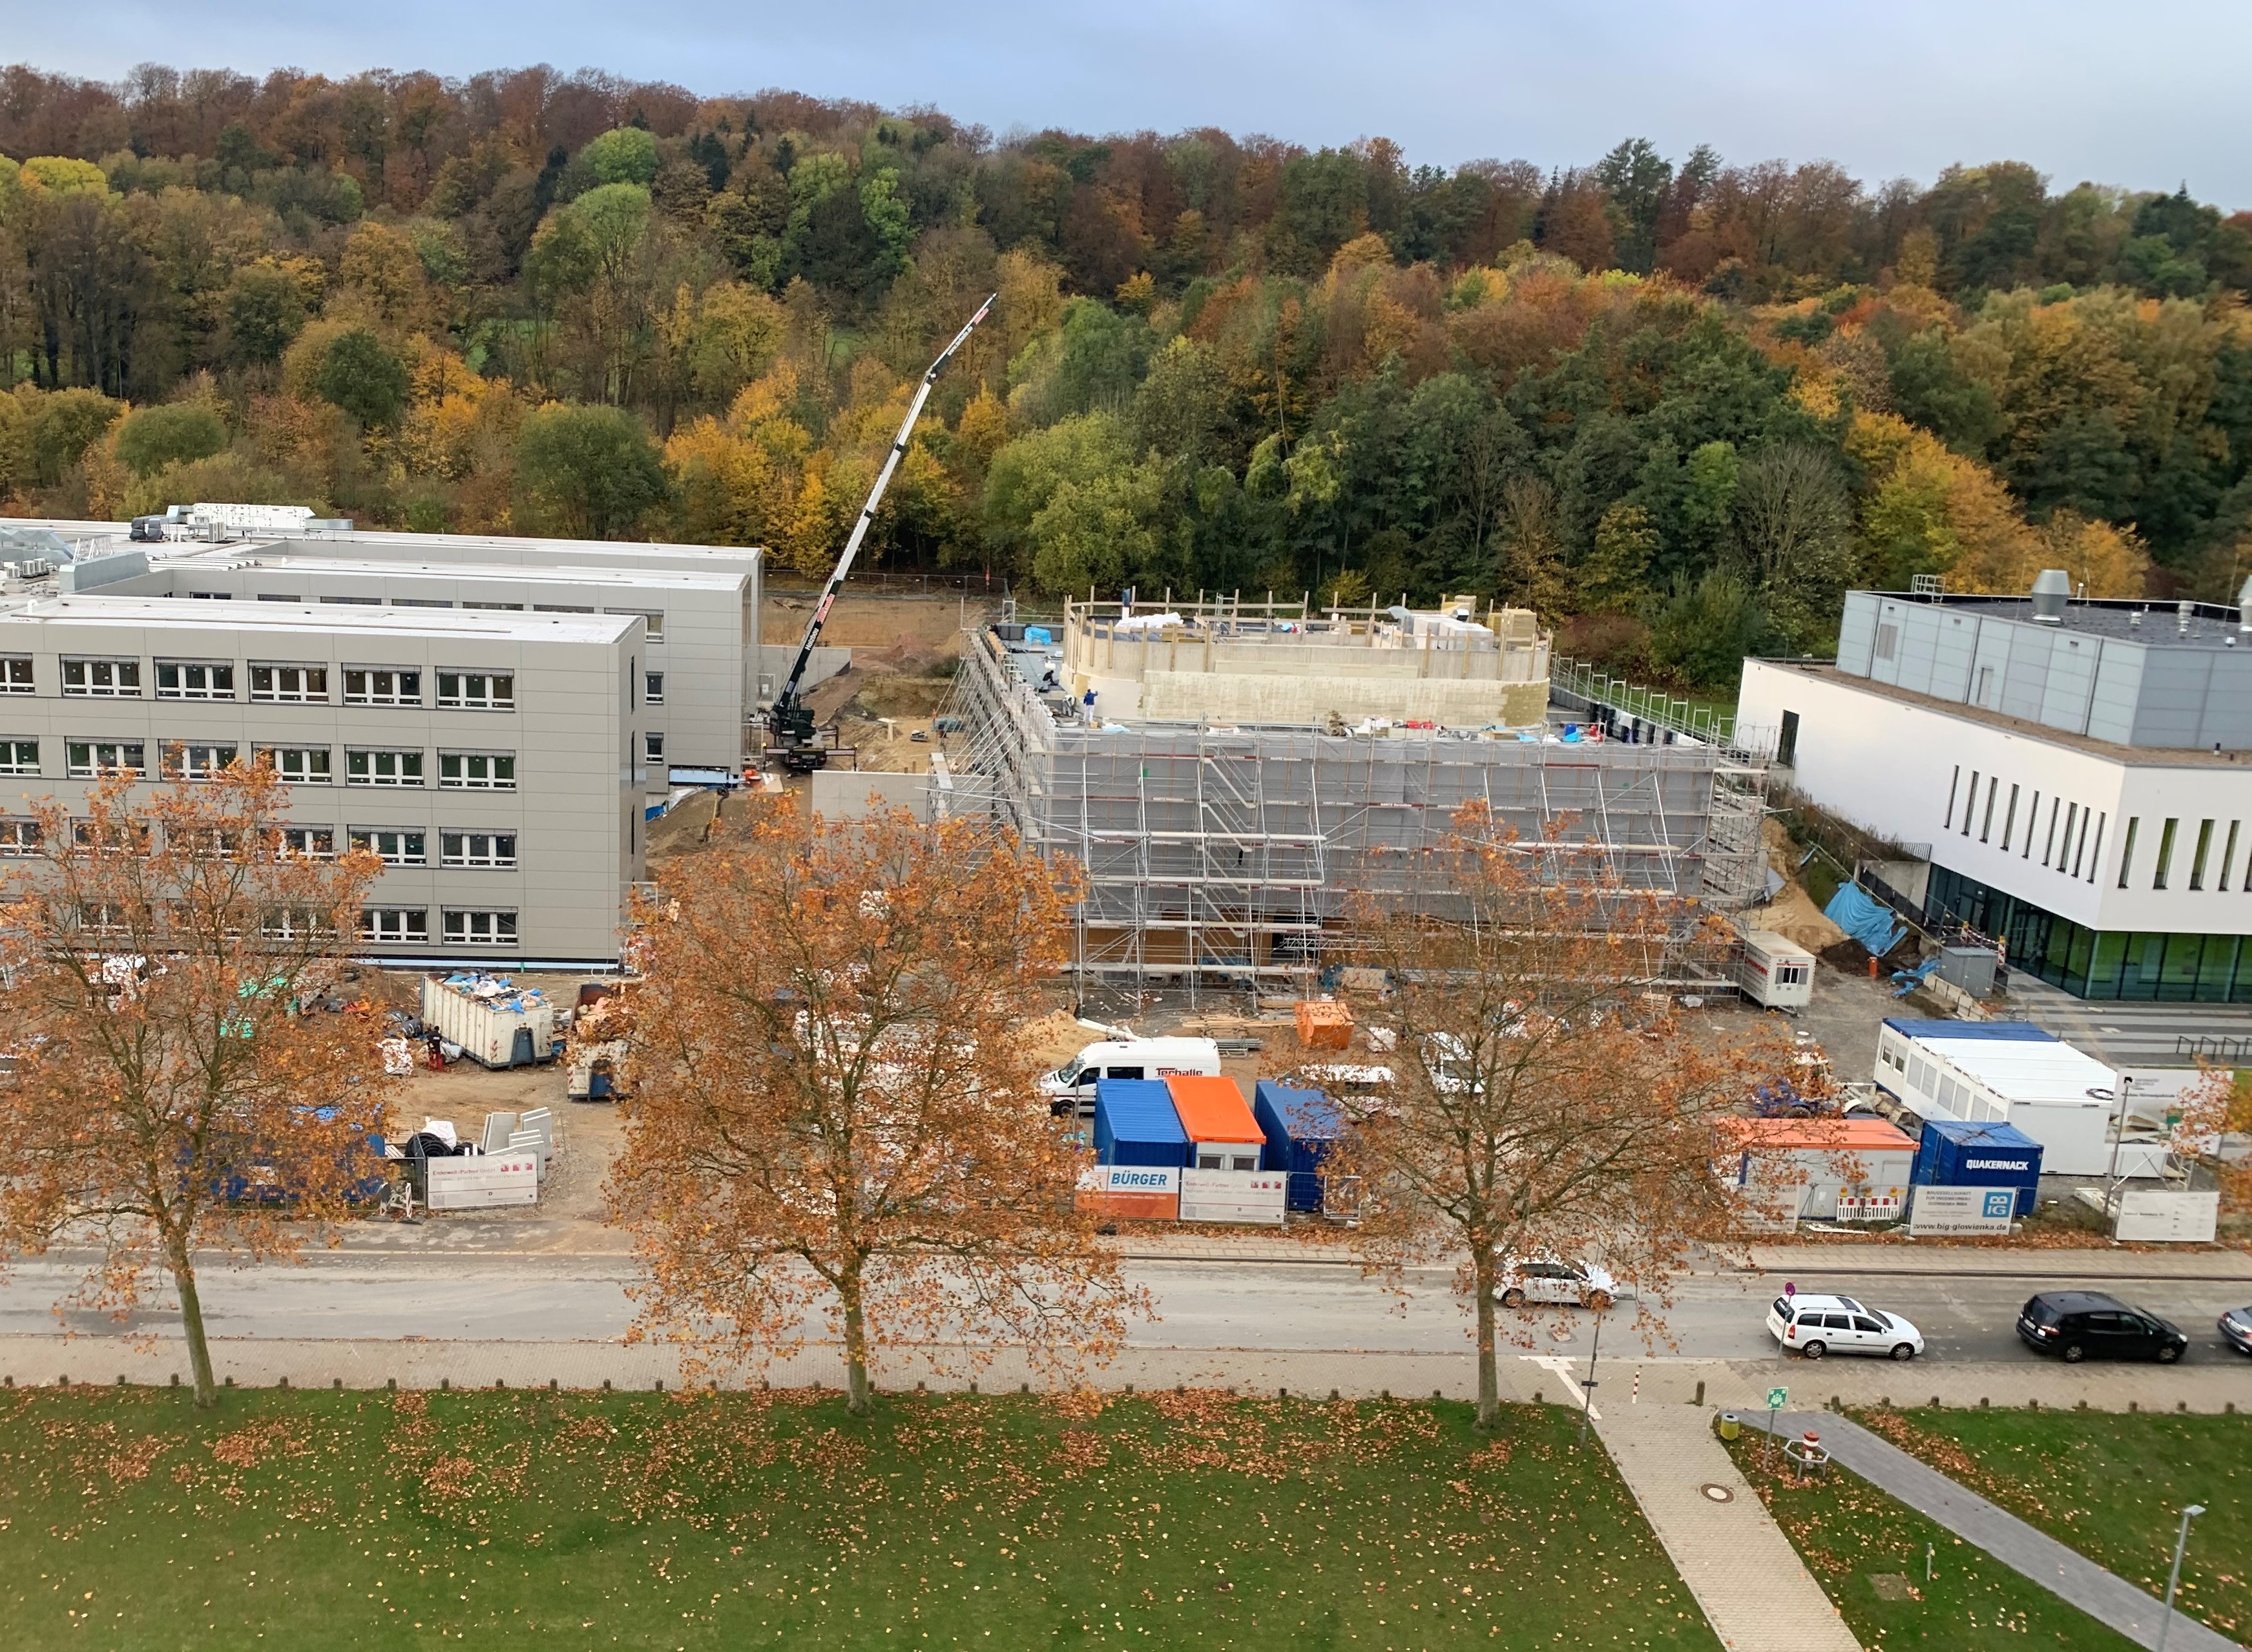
[0,596,645,967]
[1738,578,2252,1003]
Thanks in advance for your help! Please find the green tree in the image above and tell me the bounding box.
[114,402,227,477]
[1647,567,1762,690]
[313,328,410,430]
[1731,444,1853,648]
[1584,501,1657,612]
[585,127,660,187]
[222,264,312,366]
[514,403,669,539]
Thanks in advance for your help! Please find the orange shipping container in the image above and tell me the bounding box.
[1295,999,1353,1050]
[1163,1075,1266,1145]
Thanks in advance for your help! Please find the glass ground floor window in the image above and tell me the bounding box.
[1926,864,2252,1002]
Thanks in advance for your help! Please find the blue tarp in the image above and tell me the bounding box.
[1824,883,1904,957]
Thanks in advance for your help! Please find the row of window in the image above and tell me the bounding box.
[2118,815,2246,894]
[46,660,528,709]
[362,908,517,945]
[184,594,667,640]
[0,821,517,866]
[1943,766,2107,887]
[0,740,520,788]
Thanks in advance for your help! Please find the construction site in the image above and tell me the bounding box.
[940,594,1775,1004]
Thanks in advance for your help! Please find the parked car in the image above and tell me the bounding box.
[1766,1292,1924,1360]
[2016,1291,2189,1364]
[1499,1257,1615,1310]
[2221,1306,2252,1357]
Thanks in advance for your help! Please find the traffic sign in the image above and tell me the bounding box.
[1767,1386,1789,1410]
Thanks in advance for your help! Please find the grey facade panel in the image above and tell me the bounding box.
[2129,651,2212,748]
[1969,620,2013,713]
[2036,633,2098,734]
[2197,651,2252,749]
[1997,624,2052,722]
[2086,643,2145,745]
[1837,593,1878,675]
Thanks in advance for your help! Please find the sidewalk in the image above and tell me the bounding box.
[1596,1401,1862,1652]
[1745,1244,2252,1281]
[1775,1410,2242,1652]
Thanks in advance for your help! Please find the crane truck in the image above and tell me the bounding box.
[761,293,996,774]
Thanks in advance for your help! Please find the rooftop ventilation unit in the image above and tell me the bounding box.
[2028,567,2070,623]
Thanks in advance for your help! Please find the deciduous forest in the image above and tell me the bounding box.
[3,62,2249,684]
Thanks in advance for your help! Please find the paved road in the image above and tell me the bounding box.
[5,1254,2247,1367]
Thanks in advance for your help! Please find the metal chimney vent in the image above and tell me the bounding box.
[2029,568,2070,623]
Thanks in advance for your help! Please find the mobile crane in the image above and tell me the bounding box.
[762,293,996,773]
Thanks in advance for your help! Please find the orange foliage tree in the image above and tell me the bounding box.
[0,766,394,1408]
[1316,804,1797,1428]
[607,797,1142,1412]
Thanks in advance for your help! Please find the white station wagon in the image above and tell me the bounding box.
[1766,1292,1924,1361]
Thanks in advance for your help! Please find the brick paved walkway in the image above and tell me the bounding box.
[1778,1411,2242,1652]
[1596,1401,1862,1652]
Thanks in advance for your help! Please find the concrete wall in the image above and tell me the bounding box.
[1132,671,1548,727]
[756,644,851,706]
[809,767,931,821]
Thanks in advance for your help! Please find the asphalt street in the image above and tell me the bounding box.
[4,1254,2247,1368]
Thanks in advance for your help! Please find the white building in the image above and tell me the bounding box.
[1738,578,2252,1003]
[1872,1018,2117,1175]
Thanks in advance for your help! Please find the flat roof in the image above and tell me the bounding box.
[156,552,748,591]
[1888,1019,2116,1105]
[3,519,762,566]
[1755,660,2252,769]
[0,596,639,646]
[1716,1117,1917,1149]
[1862,591,2244,653]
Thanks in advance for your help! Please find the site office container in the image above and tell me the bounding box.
[1088,1080,1188,1219]
[1715,1116,1917,1223]
[1736,929,1815,1009]
[1873,1019,2114,1176]
[419,975,558,1070]
[1253,1079,1347,1213]
[1908,1116,2044,1216]
[1165,1075,1284,1225]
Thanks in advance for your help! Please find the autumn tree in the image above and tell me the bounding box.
[1316,804,1796,1428]
[607,797,1141,1413]
[0,766,393,1408]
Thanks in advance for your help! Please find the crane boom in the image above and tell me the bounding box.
[766,293,996,766]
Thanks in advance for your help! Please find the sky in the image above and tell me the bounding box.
[14,0,2252,207]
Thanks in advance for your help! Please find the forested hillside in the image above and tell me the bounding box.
[3,61,2249,683]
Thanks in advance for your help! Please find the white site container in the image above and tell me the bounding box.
[1873,1019,2116,1176]
[1178,1167,1288,1226]
[1736,930,1815,1009]
[419,974,557,1070]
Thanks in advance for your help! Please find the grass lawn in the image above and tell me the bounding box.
[0,1386,1719,1651]
[1850,1407,2251,1643]
[1722,1426,2138,1651]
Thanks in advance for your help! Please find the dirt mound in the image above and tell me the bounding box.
[1740,815,1848,952]
[1018,1009,1097,1071]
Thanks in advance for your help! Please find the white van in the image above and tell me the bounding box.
[1040,1036,1222,1116]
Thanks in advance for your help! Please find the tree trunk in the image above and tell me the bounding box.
[840,1275,871,1416]
[171,1243,219,1410]
[1472,1255,1499,1430]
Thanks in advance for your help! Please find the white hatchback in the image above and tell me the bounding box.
[1499,1257,1617,1310]
[1766,1292,1924,1361]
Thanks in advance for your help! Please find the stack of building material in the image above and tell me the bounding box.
[1295,1000,1354,1051]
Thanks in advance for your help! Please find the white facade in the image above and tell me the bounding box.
[1740,660,2252,939]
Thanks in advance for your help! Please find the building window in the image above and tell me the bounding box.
[2189,819,2215,891]
[255,593,302,603]
[2224,821,2242,893]
[437,671,514,711]
[67,740,144,778]
[2043,799,2061,867]
[342,668,421,706]
[320,595,380,606]
[1943,764,1960,830]
[72,819,149,853]
[534,603,594,614]
[2085,814,2104,883]
[0,739,36,776]
[280,826,335,859]
[2000,783,2019,850]
[392,598,452,609]
[463,601,524,612]
[2115,817,2137,887]
[1980,777,1999,842]
[644,732,665,764]
[1874,623,1898,662]
[350,828,426,866]
[0,656,31,693]
[258,746,331,784]
[61,658,141,696]
[155,661,235,700]
[162,742,239,780]
[444,909,518,946]
[645,672,665,706]
[441,831,517,868]
[250,664,328,702]
[359,908,429,944]
[608,609,663,641]
[2023,791,2039,858]
[261,906,333,939]
[0,818,40,855]
[346,749,424,787]
[1961,772,1978,835]
[439,752,515,790]
[2152,818,2179,890]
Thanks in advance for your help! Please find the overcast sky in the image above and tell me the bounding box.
[16,0,2251,207]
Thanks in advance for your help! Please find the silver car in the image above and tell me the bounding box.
[1499,1257,1617,1310]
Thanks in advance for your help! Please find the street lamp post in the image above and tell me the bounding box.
[2154,1503,2205,1652]
[1577,1305,1604,1450]
[2102,1075,2134,1188]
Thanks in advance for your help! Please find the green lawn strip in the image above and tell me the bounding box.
[0,1386,1719,1650]
[1721,1427,2139,1651]
[1848,1406,2252,1643]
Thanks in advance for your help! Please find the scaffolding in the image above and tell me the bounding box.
[945,611,1769,1003]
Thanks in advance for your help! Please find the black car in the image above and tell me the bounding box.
[2222,1306,2252,1356]
[2016,1291,2189,1363]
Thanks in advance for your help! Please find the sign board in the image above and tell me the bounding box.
[424,1153,539,1210]
[1766,1386,1788,1411]
[2112,1189,2220,1244]
[1074,1164,1179,1221]
[1178,1168,1287,1226]
[1908,1184,2016,1237]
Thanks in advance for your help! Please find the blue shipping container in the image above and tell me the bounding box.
[1910,1116,2044,1216]
[1093,1079,1190,1169]
[1253,1079,1346,1212]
